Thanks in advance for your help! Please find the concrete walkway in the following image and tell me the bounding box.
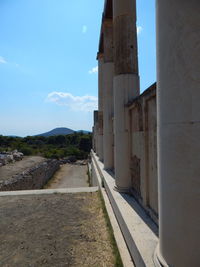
[45,163,89,189]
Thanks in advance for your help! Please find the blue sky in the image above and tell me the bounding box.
[0,0,156,137]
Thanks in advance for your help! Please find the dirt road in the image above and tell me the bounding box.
[45,163,89,189]
[0,192,117,267]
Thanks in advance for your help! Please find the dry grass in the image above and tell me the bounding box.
[0,192,121,266]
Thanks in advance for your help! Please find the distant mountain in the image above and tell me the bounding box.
[35,127,75,137]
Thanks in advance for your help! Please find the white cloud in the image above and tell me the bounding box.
[89,66,98,74]
[82,25,88,34]
[0,57,19,68]
[137,26,143,35]
[46,92,98,112]
[0,56,7,64]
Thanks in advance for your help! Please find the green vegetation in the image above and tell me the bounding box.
[0,132,92,160]
[98,190,124,267]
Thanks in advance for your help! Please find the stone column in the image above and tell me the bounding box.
[93,110,98,152]
[156,1,200,266]
[113,0,140,192]
[97,53,104,161]
[103,19,114,170]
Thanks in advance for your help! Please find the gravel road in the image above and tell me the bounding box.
[0,192,116,267]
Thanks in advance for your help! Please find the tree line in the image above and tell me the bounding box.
[0,132,92,160]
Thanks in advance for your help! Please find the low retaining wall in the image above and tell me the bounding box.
[0,159,60,191]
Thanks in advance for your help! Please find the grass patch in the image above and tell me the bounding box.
[98,190,124,267]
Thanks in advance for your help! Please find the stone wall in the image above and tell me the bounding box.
[0,159,60,191]
[93,83,158,224]
[128,83,158,223]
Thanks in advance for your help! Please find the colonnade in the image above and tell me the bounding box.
[93,0,200,266]
[95,0,140,191]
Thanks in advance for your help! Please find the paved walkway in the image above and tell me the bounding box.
[45,163,89,189]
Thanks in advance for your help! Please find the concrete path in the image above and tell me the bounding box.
[45,163,89,189]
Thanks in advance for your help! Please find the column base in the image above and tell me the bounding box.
[154,245,169,267]
[114,185,131,194]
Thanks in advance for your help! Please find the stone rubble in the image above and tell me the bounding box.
[0,150,24,167]
[0,159,60,191]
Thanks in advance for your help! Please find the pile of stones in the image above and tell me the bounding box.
[59,157,88,166]
[0,150,24,167]
[59,156,77,164]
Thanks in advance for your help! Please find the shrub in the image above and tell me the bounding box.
[20,146,33,156]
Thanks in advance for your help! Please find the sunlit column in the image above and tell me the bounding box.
[97,53,104,161]
[113,0,140,192]
[155,1,200,266]
[103,19,114,170]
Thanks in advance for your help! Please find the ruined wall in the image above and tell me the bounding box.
[0,159,60,191]
[93,83,158,223]
[129,83,158,222]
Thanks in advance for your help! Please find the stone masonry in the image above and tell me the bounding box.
[0,159,60,191]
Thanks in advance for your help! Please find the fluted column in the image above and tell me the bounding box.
[97,53,104,161]
[113,0,140,192]
[156,1,200,266]
[103,19,114,170]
